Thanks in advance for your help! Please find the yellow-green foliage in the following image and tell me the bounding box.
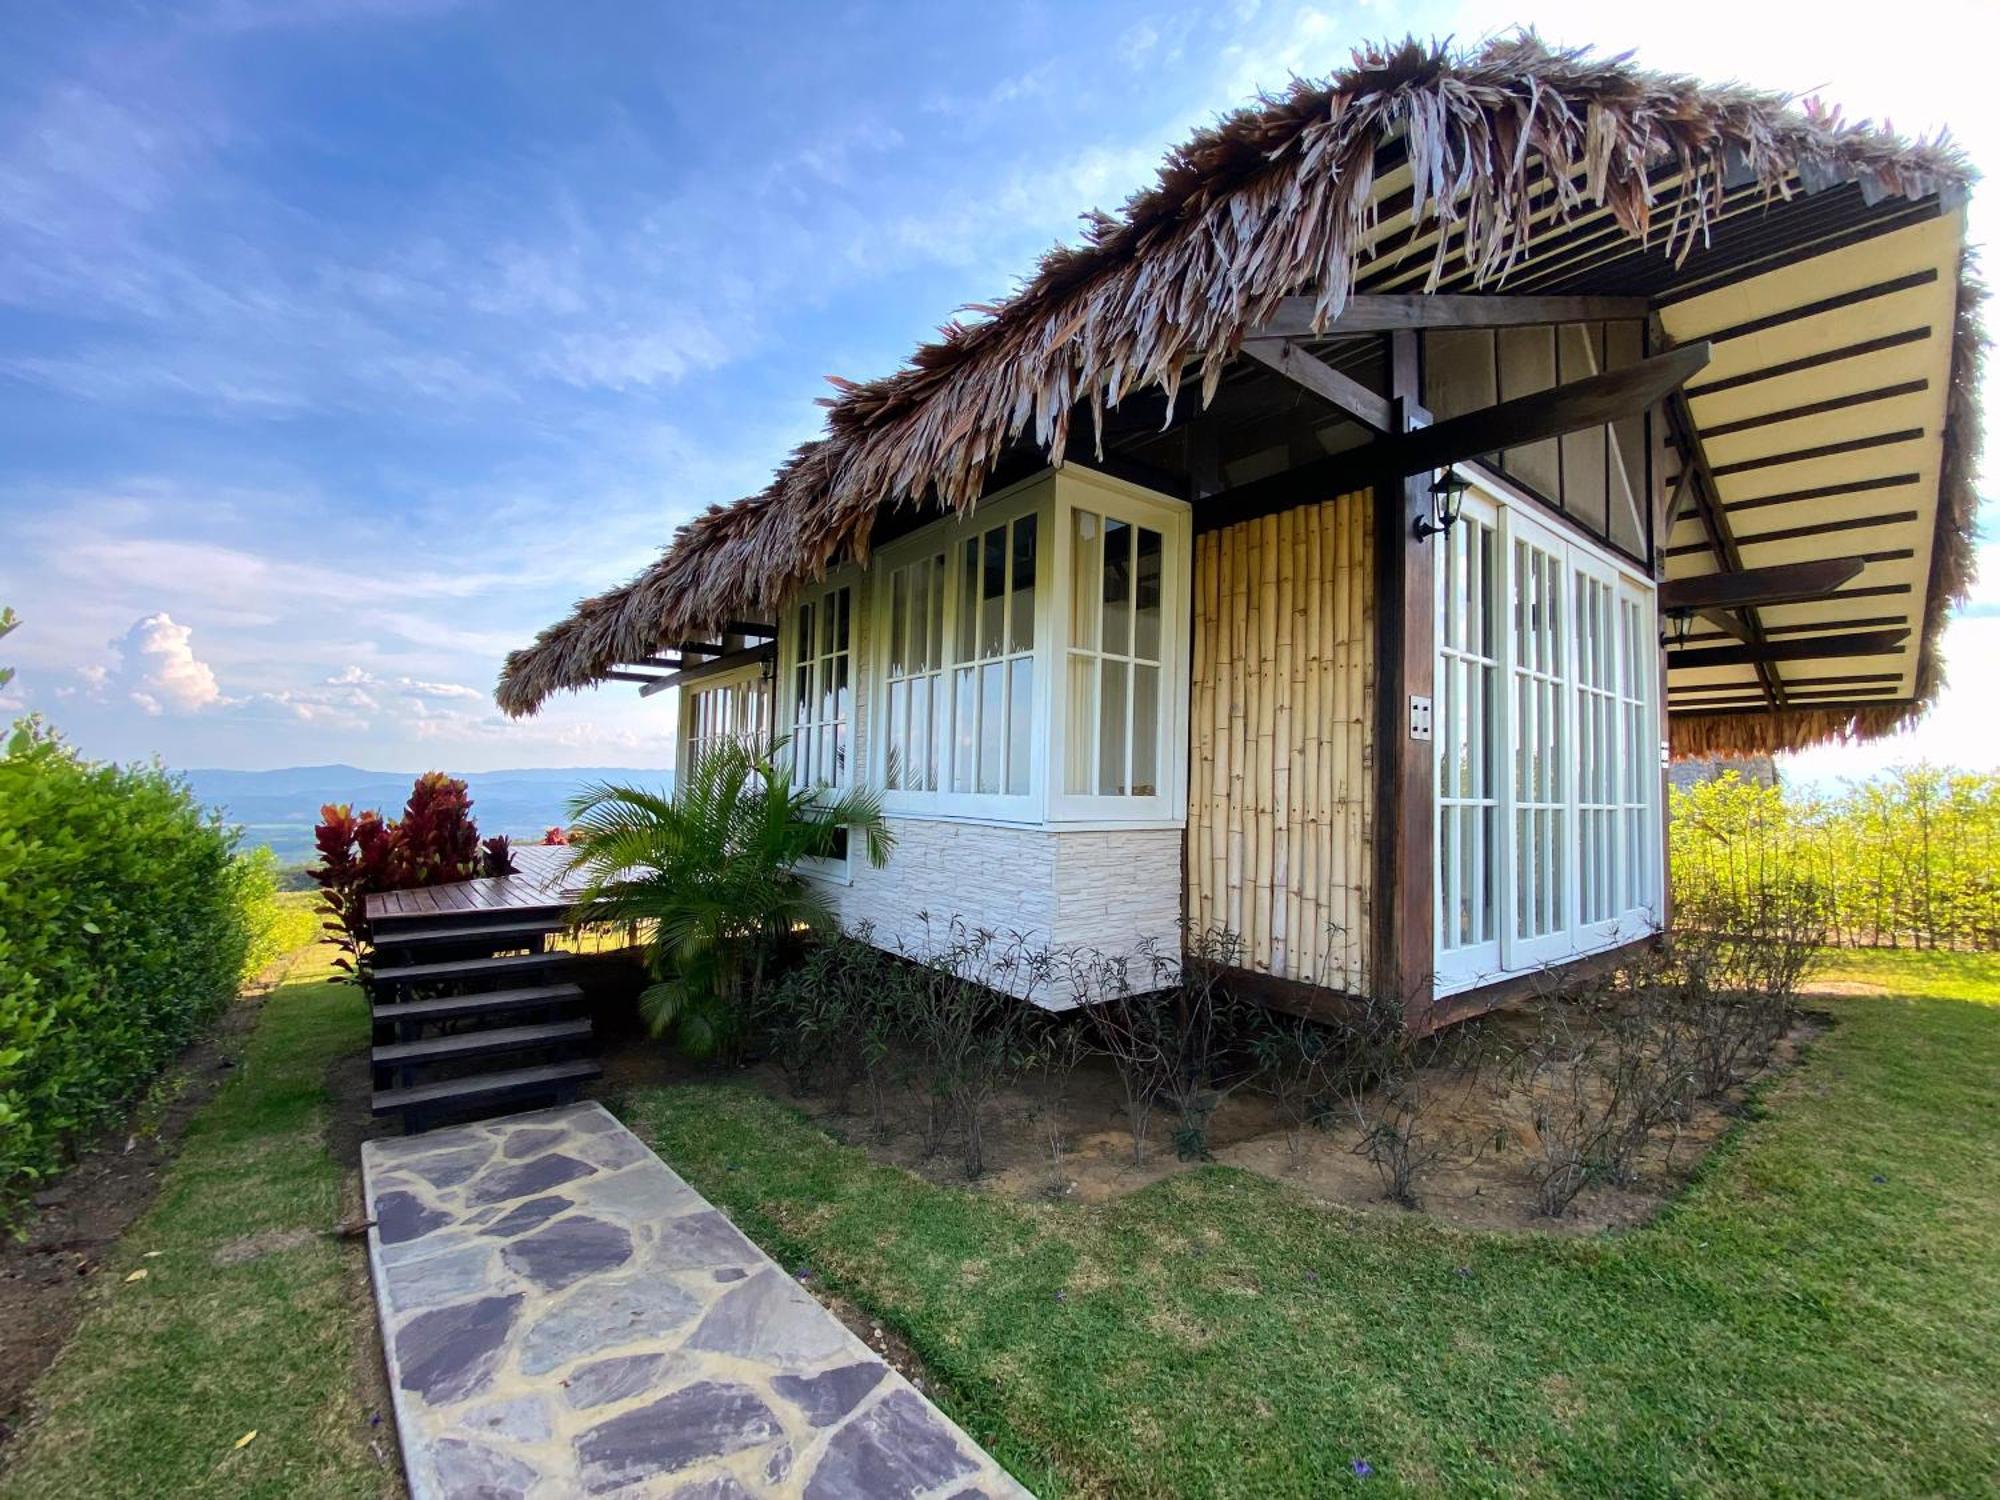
[1672,766,2000,950]
[0,721,270,1218]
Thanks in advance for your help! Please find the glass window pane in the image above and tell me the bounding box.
[886,679,907,790]
[928,554,946,668]
[951,666,976,793]
[1134,526,1162,661]
[981,527,1006,658]
[1131,663,1159,796]
[832,586,850,652]
[978,661,1004,794]
[958,540,978,665]
[888,570,907,679]
[1101,518,1132,656]
[1070,509,1101,649]
[1008,658,1033,795]
[1099,658,1128,796]
[1009,515,1037,652]
[1066,654,1096,795]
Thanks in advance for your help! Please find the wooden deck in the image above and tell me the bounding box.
[364,843,581,922]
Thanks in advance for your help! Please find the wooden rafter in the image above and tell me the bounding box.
[1237,339,1393,431]
[1660,556,1870,612]
[1659,381,1787,709]
[1666,627,1909,671]
[1250,292,1649,338]
[638,642,778,698]
[1211,343,1710,529]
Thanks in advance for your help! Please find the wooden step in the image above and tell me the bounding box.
[372,1059,603,1119]
[372,1019,593,1068]
[372,914,570,948]
[371,982,584,1028]
[369,950,572,986]
[370,901,573,934]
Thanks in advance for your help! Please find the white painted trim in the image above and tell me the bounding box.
[1435,472,1664,997]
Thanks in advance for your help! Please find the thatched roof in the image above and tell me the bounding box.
[499,33,1978,753]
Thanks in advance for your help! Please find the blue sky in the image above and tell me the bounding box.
[1,0,1992,781]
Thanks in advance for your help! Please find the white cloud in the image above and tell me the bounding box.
[107,613,225,715]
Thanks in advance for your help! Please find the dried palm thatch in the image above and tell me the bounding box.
[498,32,1978,752]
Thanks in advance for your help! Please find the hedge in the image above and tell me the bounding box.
[0,720,271,1219]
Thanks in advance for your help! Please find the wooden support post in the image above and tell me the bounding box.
[1372,331,1436,1026]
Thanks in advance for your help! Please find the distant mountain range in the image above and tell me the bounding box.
[186,764,674,868]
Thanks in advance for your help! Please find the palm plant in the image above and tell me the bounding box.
[564,737,892,1058]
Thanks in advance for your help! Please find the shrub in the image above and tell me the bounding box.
[310,771,492,973]
[896,918,1046,1178]
[0,721,261,1219]
[566,740,892,1060]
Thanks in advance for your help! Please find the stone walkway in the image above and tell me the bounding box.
[362,1102,1031,1499]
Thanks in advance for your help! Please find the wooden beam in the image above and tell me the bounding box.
[1667,628,1910,671]
[1659,381,1786,709]
[637,642,777,697]
[1660,556,1870,613]
[1373,331,1436,1029]
[1237,340,1393,432]
[1375,344,1710,480]
[627,655,687,671]
[1209,343,1711,527]
[1253,292,1650,339]
[603,669,670,685]
[722,620,777,639]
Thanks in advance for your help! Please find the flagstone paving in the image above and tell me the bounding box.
[362,1101,1032,1500]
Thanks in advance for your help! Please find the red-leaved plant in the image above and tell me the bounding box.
[482,835,518,877]
[311,772,489,976]
[542,825,571,845]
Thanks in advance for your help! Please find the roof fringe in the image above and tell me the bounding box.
[498,32,1977,742]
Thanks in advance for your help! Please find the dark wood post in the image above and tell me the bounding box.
[1372,332,1438,1027]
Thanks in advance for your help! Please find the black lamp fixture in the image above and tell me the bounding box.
[1663,606,1696,649]
[1414,466,1470,541]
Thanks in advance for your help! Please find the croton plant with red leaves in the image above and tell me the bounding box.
[311,772,494,975]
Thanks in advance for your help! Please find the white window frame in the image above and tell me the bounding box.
[1048,475,1190,824]
[1434,489,1503,992]
[676,662,774,771]
[1435,469,1662,996]
[864,468,1191,829]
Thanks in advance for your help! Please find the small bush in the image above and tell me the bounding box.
[0,721,263,1219]
[310,771,489,973]
[897,918,1045,1178]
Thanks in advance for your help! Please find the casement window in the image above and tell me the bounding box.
[1063,510,1165,800]
[679,667,773,769]
[867,470,1189,826]
[789,583,852,790]
[1434,477,1661,993]
[950,513,1038,798]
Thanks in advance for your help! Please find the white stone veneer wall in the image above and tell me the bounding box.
[811,817,1183,1006]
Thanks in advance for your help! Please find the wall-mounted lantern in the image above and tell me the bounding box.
[1414,466,1470,541]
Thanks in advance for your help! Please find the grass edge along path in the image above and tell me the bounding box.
[0,949,388,1500]
[626,950,2000,1499]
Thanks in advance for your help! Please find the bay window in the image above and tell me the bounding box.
[867,469,1189,826]
[680,667,773,770]
[789,583,852,790]
[1435,477,1661,993]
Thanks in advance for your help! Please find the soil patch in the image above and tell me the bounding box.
[0,965,285,1451]
[603,1005,1827,1237]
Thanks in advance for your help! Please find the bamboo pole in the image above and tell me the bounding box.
[1271,504,1294,976]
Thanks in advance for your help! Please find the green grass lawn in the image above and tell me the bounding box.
[0,948,388,1500]
[628,950,2000,1498]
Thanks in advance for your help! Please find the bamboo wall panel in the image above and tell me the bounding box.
[1187,492,1374,992]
